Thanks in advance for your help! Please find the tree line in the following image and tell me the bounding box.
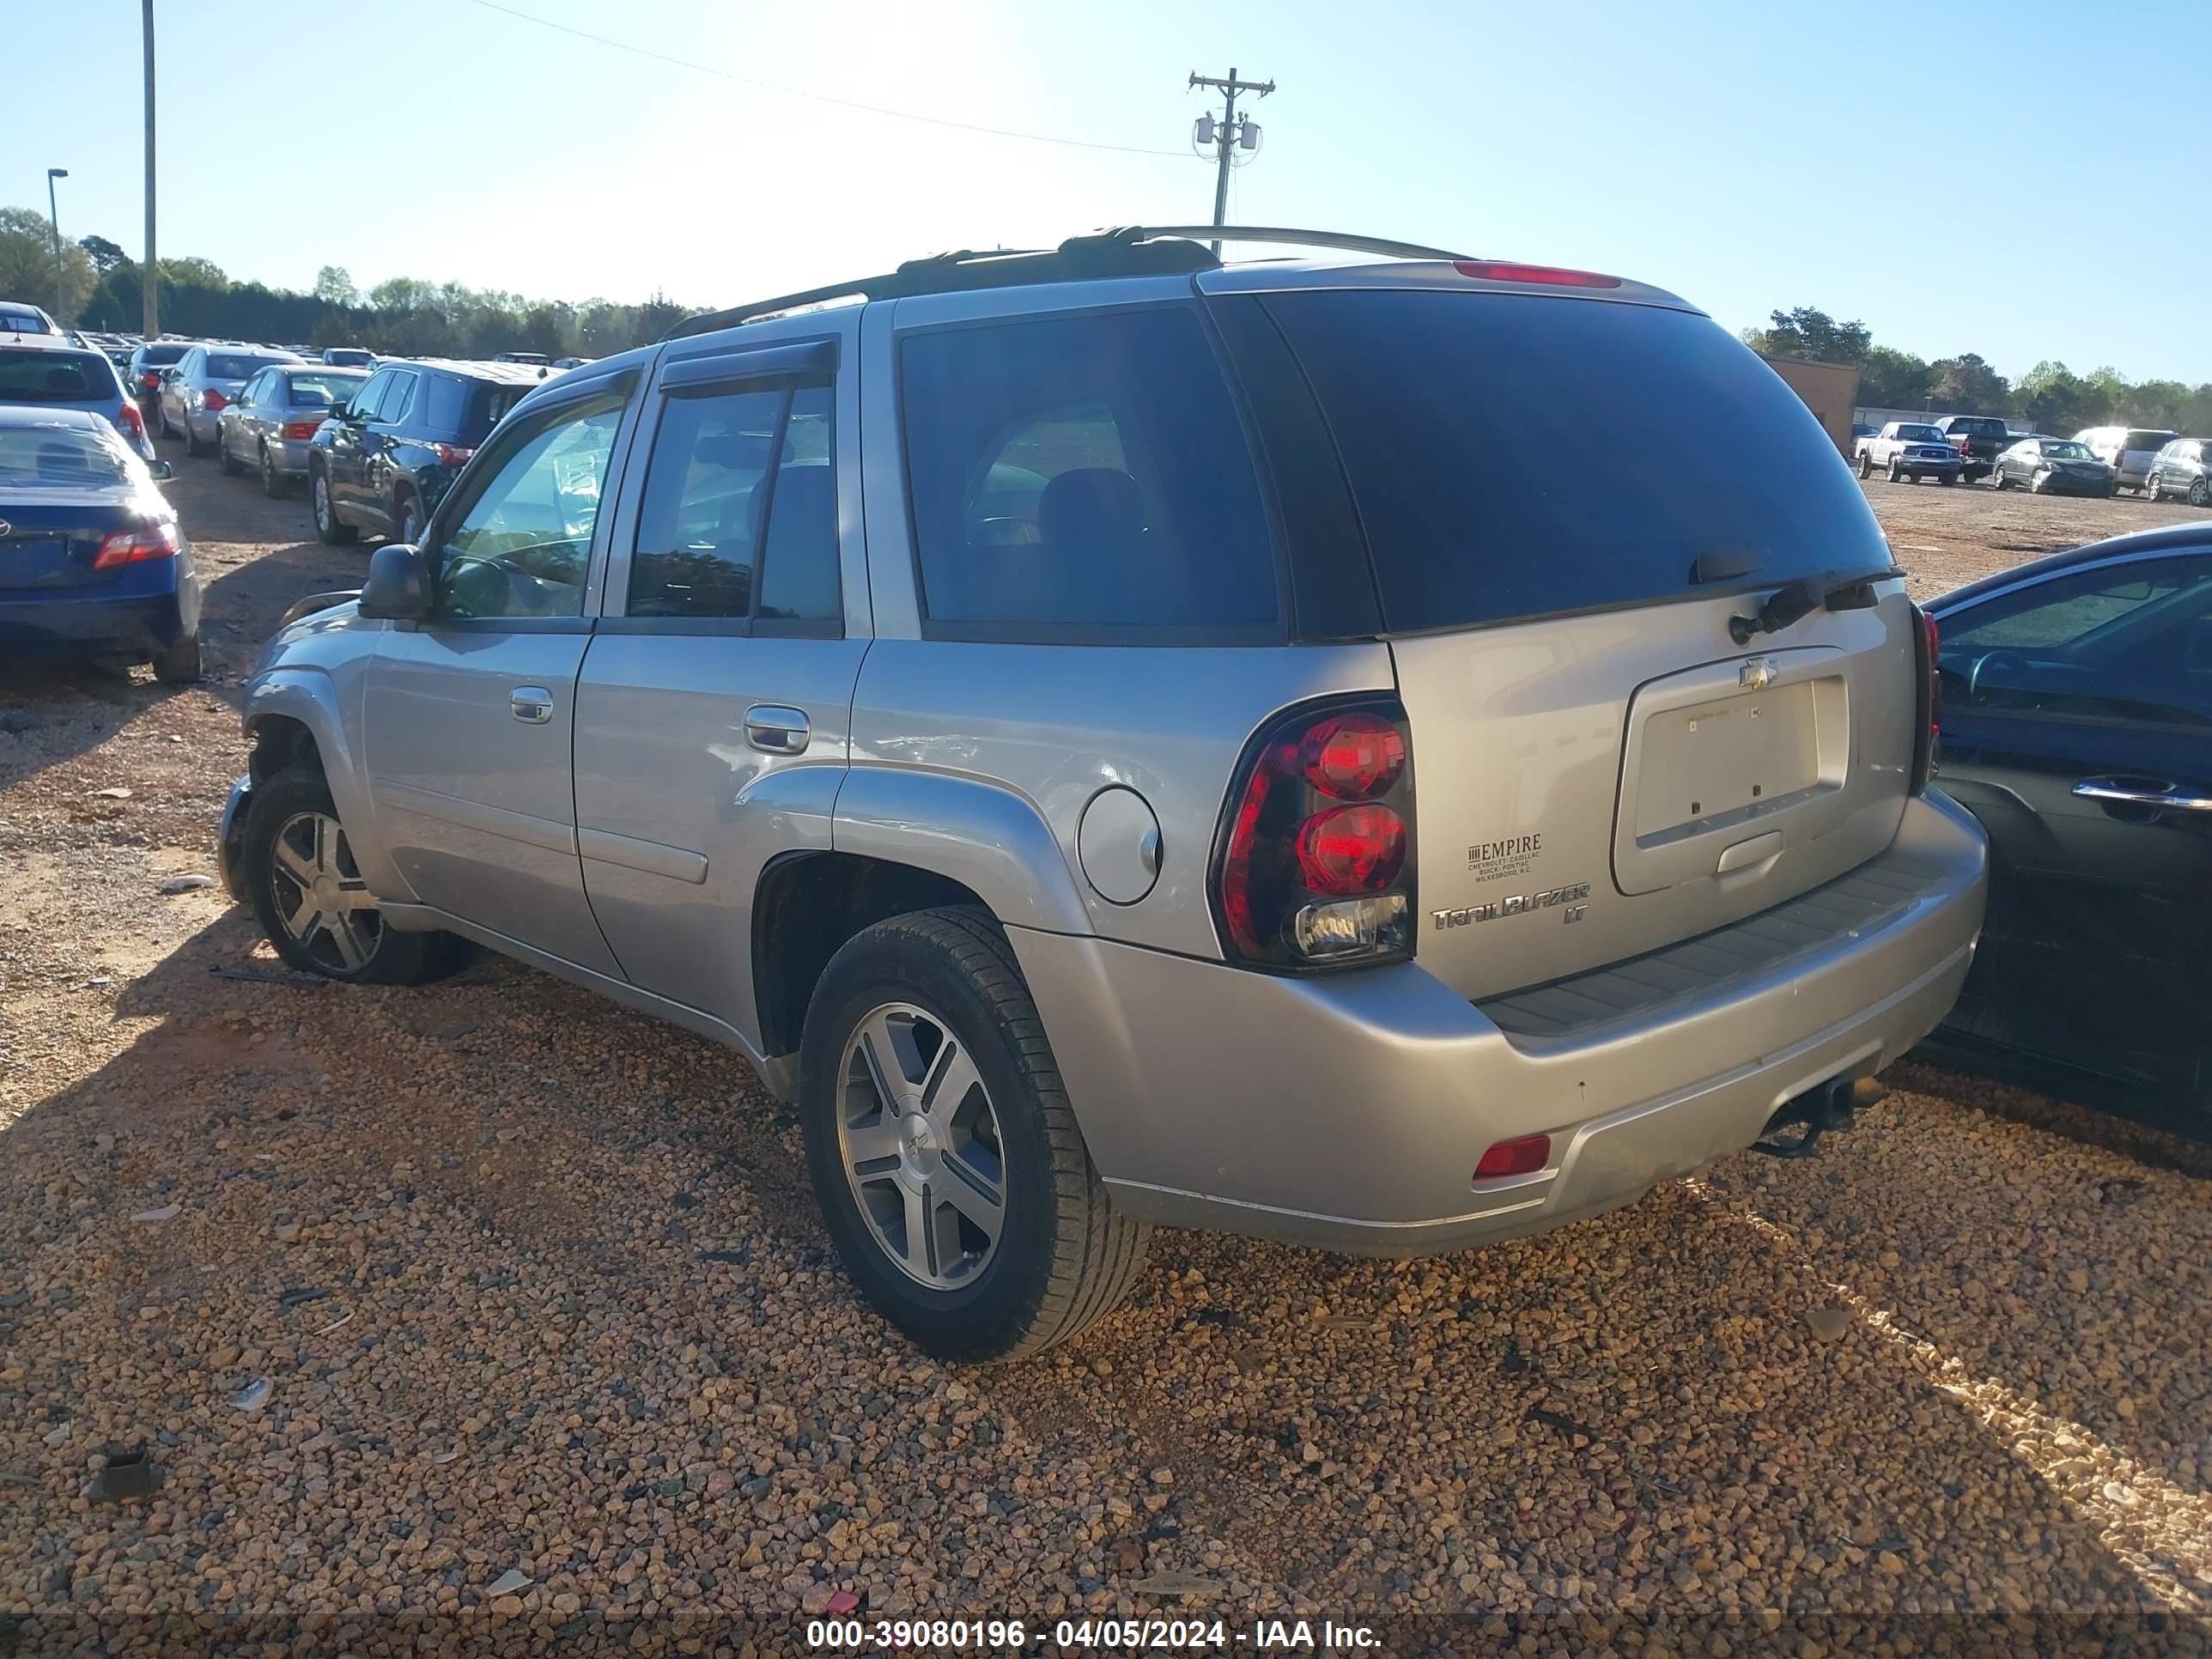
[1,209,693,361]
[1745,306,2212,436]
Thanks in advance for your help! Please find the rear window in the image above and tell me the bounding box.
[425,376,528,441]
[900,307,1278,636]
[3,309,52,333]
[2126,430,2179,452]
[0,349,118,403]
[1895,425,1946,443]
[285,372,362,407]
[137,343,186,367]
[1950,417,2008,436]
[1259,290,1890,632]
[322,349,374,367]
[0,426,133,487]
[206,352,289,379]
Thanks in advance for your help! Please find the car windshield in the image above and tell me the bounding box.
[0,349,117,403]
[287,372,363,407]
[2043,441,2096,461]
[1897,425,1945,442]
[0,426,134,488]
[207,352,289,380]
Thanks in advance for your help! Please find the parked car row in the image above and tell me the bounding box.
[1853,417,2209,503]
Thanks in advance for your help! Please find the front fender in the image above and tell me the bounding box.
[831,766,1094,937]
[241,665,414,903]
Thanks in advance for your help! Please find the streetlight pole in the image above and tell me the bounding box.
[142,0,159,339]
[46,168,69,318]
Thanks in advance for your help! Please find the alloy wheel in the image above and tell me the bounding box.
[836,1001,1006,1291]
[268,810,382,973]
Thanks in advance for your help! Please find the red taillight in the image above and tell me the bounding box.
[200,389,227,411]
[1454,259,1622,289]
[91,521,182,570]
[116,402,143,439]
[283,421,321,441]
[1299,712,1407,799]
[432,443,475,468]
[1474,1134,1551,1180]
[1214,700,1417,970]
[1910,604,1941,793]
[141,371,161,391]
[1295,804,1407,895]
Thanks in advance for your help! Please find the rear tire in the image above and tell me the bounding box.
[259,444,288,498]
[394,492,420,547]
[2191,477,2211,508]
[798,906,1149,1362]
[150,630,201,686]
[312,466,356,544]
[240,767,466,985]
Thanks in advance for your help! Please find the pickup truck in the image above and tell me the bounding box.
[1855,422,1965,484]
[1936,414,2014,482]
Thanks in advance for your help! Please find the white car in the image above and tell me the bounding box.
[2075,426,2181,495]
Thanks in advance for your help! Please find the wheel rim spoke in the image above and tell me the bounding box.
[274,838,316,884]
[920,1041,982,1133]
[283,890,318,940]
[327,913,372,971]
[837,1000,1007,1291]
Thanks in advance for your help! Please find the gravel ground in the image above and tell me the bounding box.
[3,449,2210,1656]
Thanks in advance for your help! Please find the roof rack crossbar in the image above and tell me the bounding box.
[660,225,1469,342]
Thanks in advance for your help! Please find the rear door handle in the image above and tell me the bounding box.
[510,685,555,725]
[744,704,810,755]
[2073,777,2212,813]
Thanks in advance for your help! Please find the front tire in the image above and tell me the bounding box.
[150,630,201,685]
[1857,452,1872,479]
[240,767,465,984]
[216,426,242,475]
[1887,459,1903,483]
[799,907,1149,1362]
[184,416,207,459]
[1990,467,2009,489]
[311,466,356,544]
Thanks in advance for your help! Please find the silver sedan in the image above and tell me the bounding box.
[215,364,369,496]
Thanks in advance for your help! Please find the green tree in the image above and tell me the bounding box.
[313,264,358,306]
[1856,344,1932,409]
[1927,353,2008,412]
[1745,306,1872,365]
[0,206,99,320]
[2015,362,2100,434]
[78,234,129,273]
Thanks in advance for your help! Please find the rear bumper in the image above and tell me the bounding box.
[1016,791,1987,1256]
[267,437,317,476]
[0,566,192,659]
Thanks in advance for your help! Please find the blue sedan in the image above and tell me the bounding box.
[0,407,201,683]
[1920,525,2212,1131]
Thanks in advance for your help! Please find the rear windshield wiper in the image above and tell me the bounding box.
[1727,566,1897,647]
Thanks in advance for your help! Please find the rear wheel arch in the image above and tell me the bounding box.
[752,852,993,1062]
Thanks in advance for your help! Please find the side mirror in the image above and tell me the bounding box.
[358,543,432,622]
[149,459,173,481]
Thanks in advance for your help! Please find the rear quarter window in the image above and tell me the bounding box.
[1255,290,1891,632]
[899,306,1279,639]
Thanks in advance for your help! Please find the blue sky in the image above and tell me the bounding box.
[7,0,2209,382]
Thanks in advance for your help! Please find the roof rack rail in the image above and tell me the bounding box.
[661,225,1469,341]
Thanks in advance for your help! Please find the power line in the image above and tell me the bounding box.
[457,0,1187,158]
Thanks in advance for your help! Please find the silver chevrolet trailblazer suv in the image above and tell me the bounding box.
[217,228,1988,1360]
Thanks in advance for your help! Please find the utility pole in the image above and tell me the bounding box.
[142,0,159,339]
[1188,67,1273,254]
[46,169,68,317]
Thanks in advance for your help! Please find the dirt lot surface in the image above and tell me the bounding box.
[4,448,2211,1655]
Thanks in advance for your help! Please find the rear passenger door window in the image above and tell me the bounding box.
[897,307,1279,641]
[624,375,841,632]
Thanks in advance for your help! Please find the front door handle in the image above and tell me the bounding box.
[2073,777,2212,813]
[510,685,555,725]
[744,704,810,755]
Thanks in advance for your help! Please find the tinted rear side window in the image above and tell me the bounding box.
[900,307,1278,638]
[1259,291,1891,632]
[0,350,116,402]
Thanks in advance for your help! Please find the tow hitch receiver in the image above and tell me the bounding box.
[1751,1076,1884,1158]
